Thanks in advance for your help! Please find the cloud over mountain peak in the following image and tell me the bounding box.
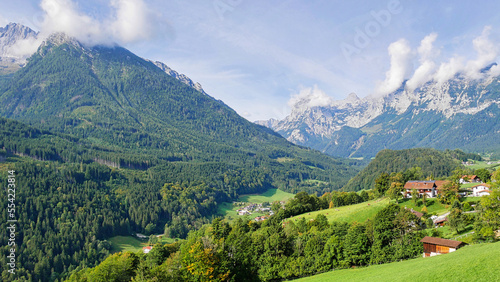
[40,0,160,46]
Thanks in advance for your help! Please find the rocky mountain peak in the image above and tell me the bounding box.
[152,61,207,95]
[261,74,500,158]
[0,23,207,96]
[346,92,359,101]
[0,23,39,67]
[43,32,80,47]
[0,23,38,39]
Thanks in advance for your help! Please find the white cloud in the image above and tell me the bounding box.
[406,33,439,91]
[39,0,158,46]
[109,0,153,43]
[375,38,413,96]
[487,63,500,77]
[382,27,500,93]
[7,37,44,59]
[288,85,333,112]
[465,26,498,79]
[0,14,8,26]
[433,26,499,84]
[418,33,439,60]
[40,0,104,44]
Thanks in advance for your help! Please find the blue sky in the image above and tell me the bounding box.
[2,0,500,120]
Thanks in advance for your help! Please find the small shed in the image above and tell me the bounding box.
[420,236,464,257]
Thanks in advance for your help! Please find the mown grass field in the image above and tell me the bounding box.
[294,241,500,282]
[396,198,449,215]
[287,198,390,224]
[467,160,500,170]
[397,196,481,216]
[109,235,178,253]
[109,236,147,253]
[238,188,295,203]
[286,196,480,225]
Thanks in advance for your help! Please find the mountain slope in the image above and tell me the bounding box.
[0,32,361,193]
[0,29,362,281]
[261,75,500,158]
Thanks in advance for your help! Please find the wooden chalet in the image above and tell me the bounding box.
[420,236,464,257]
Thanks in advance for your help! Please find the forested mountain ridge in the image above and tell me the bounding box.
[0,32,348,161]
[0,29,362,281]
[343,148,481,192]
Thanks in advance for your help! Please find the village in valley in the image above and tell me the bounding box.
[234,201,283,222]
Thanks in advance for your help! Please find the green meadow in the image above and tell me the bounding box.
[397,196,481,215]
[238,188,295,203]
[109,235,178,253]
[109,236,147,253]
[466,160,500,170]
[294,241,500,282]
[287,198,390,224]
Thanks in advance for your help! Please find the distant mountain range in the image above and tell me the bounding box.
[258,72,500,158]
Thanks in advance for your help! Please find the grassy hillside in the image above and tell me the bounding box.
[467,160,500,170]
[109,236,147,253]
[109,235,178,253]
[287,198,390,224]
[295,241,500,282]
[239,189,295,203]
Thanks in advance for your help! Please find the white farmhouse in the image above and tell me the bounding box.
[471,183,491,197]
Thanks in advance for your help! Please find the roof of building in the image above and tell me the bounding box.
[420,236,464,248]
[404,181,436,189]
[477,190,492,194]
[433,217,447,224]
[461,175,479,180]
[410,209,424,218]
[434,180,450,190]
[472,183,491,189]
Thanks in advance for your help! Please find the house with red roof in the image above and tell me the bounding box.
[142,246,153,254]
[403,181,437,198]
[471,183,491,197]
[460,175,481,184]
[403,180,451,198]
